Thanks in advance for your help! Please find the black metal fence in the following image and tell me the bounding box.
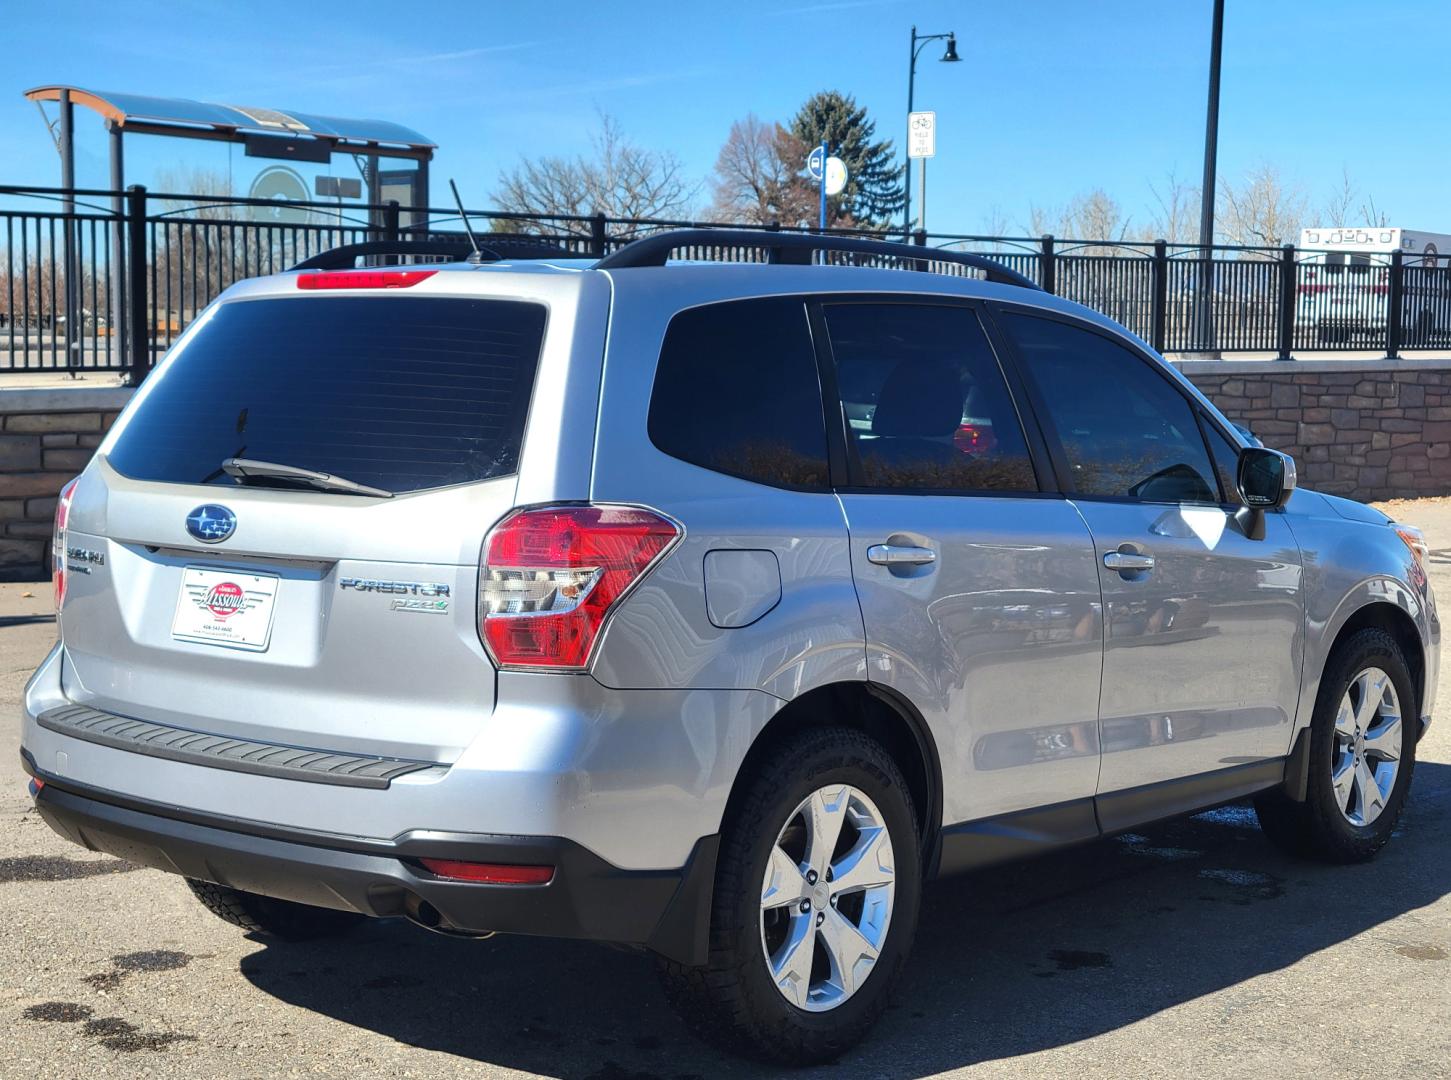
[3,182,1448,379]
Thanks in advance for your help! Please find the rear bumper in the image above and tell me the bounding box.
[23,642,777,871]
[22,751,717,964]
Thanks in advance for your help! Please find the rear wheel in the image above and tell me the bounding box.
[1255,628,1417,862]
[658,727,921,1064]
[186,878,365,941]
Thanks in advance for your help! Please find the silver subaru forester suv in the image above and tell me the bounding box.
[23,230,1438,1063]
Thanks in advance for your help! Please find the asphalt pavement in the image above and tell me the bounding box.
[3,501,1450,1079]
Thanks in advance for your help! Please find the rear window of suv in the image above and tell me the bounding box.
[106,296,547,495]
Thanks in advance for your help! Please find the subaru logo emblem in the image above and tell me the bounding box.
[185,504,236,544]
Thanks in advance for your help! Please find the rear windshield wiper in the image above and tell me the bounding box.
[221,457,394,498]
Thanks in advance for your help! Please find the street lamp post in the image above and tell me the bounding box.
[905,25,960,238]
[1195,0,1225,352]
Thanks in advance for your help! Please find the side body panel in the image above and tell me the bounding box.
[1078,500,1305,793]
[840,495,1104,825]
[587,274,867,699]
[1284,490,1441,736]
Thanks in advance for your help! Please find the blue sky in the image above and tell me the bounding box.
[2,0,1448,235]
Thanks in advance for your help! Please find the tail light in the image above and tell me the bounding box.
[478,505,681,670]
[52,478,79,610]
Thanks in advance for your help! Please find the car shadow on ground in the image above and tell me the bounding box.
[239,762,1451,1079]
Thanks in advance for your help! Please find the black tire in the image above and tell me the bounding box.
[1255,628,1417,862]
[658,727,922,1065]
[185,878,366,941]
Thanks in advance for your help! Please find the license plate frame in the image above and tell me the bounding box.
[171,567,281,652]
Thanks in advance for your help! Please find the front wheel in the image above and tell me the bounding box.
[659,727,921,1065]
[1256,628,1417,862]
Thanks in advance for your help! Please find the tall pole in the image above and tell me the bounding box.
[818,140,828,231]
[919,157,927,234]
[59,89,78,371]
[904,26,917,240]
[903,27,957,239]
[1196,0,1225,350]
[108,122,127,376]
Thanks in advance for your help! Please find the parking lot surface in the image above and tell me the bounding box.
[3,501,1450,1080]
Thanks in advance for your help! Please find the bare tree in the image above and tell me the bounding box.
[1360,192,1392,228]
[708,114,815,226]
[1218,163,1307,248]
[492,113,698,234]
[154,167,234,208]
[150,168,271,321]
[1316,168,1392,227]
[1320,167,1358,225]
[1145,170,1201,243]
[974,204,1016,251]
[0,256,99,330]
[977,204,1011,237]
[1027,188,1132,246]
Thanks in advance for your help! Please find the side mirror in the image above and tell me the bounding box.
[1237,446,1296,510]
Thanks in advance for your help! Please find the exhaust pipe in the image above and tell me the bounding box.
[403,896,496,940]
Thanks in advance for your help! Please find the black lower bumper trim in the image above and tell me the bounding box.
[25,757,717,964]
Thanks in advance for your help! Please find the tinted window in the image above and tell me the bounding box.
[1004,313,1217,503]
[824,303,1036,492]
[648,298,829,489]
[1203,418,1243,503]
[107,297,546,494]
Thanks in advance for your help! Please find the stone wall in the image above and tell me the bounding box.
[0,387,131,579]
[1175,359,1451,501]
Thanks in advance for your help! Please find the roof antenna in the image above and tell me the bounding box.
[449,178,485,263]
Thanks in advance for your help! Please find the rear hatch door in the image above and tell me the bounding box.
[59,286,551,763]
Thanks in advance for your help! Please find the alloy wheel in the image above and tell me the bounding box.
[1332,666,1402,827]
[759,784,896,1012]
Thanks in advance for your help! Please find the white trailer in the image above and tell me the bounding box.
[1296,226,1451,345]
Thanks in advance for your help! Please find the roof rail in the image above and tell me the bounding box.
[593,228,1041,290]
[291,238,578,271]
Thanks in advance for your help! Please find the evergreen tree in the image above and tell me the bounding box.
[788,91,904,229]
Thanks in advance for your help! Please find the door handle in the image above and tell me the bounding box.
[867,544,936,567]
[1103,550,1155,573]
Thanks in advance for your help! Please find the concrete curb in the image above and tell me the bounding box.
[0,386,135,415]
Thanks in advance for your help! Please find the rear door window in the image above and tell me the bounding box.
[822,302,1038,493]
[648,297,830,489]
[106,297,546,494]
